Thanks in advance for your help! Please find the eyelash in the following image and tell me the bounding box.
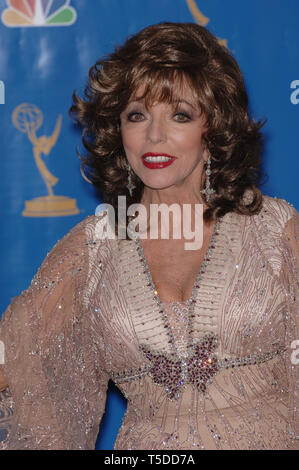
[126,111,192,122]
[174,112,191,122]
[127,112,144,122]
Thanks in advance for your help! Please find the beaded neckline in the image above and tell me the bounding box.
[134,218,222,354]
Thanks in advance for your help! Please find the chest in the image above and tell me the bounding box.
[140,231,214,303]
[92,218,286,367]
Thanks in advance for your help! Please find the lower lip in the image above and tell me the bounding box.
[142,157,176,169]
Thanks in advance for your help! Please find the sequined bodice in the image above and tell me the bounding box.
[163,301,190,357]
[133,218,221,352]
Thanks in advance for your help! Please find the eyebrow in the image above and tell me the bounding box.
[128,98,197,110]
[172,99,197,110]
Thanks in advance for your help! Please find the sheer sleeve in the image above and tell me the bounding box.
[280,207,299,449]
[0,216,109,450]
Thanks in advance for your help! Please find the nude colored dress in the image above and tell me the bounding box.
[0,195,298,450]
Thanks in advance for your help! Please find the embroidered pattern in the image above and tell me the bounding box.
[111,333,286,400]
[140,333,219,399]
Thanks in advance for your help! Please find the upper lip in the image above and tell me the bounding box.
[141,152,177,159]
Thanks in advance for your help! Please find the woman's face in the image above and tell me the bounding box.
[120,83,208,196]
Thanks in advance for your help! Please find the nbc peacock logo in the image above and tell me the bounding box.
[1,0,77,27]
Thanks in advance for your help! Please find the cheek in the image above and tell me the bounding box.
[174,129,204,155]
[121,128,142,156]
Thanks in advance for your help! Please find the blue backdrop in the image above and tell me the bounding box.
[0,0,298,450]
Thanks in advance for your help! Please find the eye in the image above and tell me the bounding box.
[127,112,145,122]
[173,112,191,122]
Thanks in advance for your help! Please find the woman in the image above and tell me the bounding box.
[0,22,298,450]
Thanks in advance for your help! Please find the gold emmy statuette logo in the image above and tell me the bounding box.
[12,103,79,217]
[186,0,227,47]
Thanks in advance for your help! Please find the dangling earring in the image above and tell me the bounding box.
[126,163,136,197]
[200,154,215,202]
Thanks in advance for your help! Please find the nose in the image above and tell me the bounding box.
[146,115,167,144]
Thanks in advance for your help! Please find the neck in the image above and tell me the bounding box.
[140,186,207,211]
[138,186,211,241]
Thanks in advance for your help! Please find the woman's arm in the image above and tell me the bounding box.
[0,215,109,450]
[280,207,299,449]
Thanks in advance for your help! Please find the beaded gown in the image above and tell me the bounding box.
[0,195,298,450]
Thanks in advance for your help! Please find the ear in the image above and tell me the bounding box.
[202,146,210,163]
[201,133,209,162]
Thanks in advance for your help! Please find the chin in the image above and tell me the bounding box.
[143,178,178,191]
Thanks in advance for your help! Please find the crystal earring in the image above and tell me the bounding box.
[200,154,215,202]
[126,163,136,197]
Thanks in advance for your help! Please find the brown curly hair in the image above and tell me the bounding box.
[70,22,265,224]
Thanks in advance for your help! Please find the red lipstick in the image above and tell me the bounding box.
[141,153,177,169]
